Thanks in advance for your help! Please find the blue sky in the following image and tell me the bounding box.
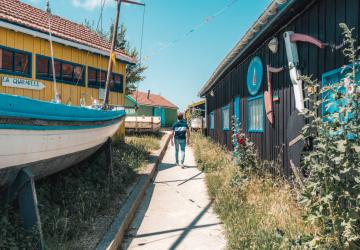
[24,0,271,111]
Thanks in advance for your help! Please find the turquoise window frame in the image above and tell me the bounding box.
[247,94,265,133]
[222,105,230,131]
[0,45,32,78]
[209,112,214,130]
[36,54,85,86]
[234,96,241,122]
[321,64,360,121]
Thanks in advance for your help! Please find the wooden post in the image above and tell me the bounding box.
[104,138,114,178]
[151,116,154,132]
[7,168,45,250]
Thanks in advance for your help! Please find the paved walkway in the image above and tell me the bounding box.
[122,142,225,250]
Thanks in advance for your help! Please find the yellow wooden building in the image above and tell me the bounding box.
[0,0,136,137]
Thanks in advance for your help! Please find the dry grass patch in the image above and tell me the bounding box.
[125,132,163,153]
[192,133,317,249]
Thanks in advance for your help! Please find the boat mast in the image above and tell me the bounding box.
[103,0,122,108]
[103,0,145,108]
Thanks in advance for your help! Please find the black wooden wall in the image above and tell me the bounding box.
[206,0,359,175]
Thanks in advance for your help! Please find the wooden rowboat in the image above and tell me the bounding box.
[0,93,126,188]
[125,116,161,132]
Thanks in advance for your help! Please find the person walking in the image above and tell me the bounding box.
[171,112,190,167]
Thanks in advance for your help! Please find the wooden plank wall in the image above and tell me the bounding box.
[206,0,359,175]
[0,26,126,107]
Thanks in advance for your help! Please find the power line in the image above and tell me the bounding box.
[143,0,240,62]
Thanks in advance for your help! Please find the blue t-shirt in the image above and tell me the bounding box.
[172,120,189,140]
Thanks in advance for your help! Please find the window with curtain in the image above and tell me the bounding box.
[210,112,214,129]
[248,95,264,132]
[36,55,84,86]
[87,67,123,93]
[222,105,230,131]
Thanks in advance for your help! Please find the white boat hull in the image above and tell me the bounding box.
[0,121,123,187]
[0,121,122,169]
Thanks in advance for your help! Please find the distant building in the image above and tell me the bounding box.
[185,100,206,121]
[185,100,206,132]
[125,91,178,127]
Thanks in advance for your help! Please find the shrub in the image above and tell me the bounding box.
[300,23,360,248]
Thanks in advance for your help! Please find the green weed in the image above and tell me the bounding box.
[192,133,316,249]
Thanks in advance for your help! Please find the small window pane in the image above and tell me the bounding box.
[74,66,83,83]
[210,112,214,129]
[112,73,123,92]
[222,106,230,130]
[37,57,49,77]
[114,74,122,83]
[1,49,14,71]
[50,60,61,80]
[98,70,107,88]
[248,96,264,132]
[88,68,97,88]
[15,52,30,74]
[62,63,74,82]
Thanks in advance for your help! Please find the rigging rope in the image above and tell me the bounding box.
[67,0,107,106]
[46,0,60,103]
[135,3,146,107]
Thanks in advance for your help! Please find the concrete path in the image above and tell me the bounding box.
[122,143,226,250]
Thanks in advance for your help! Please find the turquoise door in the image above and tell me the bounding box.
[154,107,166,127]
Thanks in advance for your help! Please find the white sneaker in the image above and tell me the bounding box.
[180,163,185,168]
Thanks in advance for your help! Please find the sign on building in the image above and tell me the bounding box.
[99,88,105,100]
[1,76,45,90]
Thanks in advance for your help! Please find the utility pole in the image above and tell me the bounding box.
[103,0,145,108]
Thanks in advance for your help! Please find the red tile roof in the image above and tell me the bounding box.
[129,91,178,109]
[0,0,135,63]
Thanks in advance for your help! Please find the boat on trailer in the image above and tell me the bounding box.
[0,93,126,188]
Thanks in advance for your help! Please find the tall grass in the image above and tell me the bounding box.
[125,132,163,153]
[0,134,161,250]
[192,133,316,249]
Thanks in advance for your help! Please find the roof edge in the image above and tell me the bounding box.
[0,19,137,65]
[129,91,179,109]
[125,95,139,105]
[198,0,296,97]
[187,100,206,109]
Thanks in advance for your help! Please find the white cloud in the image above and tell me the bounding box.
[72,0,112,11]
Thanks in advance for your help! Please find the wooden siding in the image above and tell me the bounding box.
[206,0,359,175]
[0,26,126,107]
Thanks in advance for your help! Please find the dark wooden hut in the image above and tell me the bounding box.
[198,0,359,175]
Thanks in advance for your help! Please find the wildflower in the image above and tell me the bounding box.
[236,133,246,146]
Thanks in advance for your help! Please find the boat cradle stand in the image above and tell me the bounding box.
[6,167,45,250]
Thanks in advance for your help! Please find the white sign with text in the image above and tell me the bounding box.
[1,76,45,90]
[99,88,105,100]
